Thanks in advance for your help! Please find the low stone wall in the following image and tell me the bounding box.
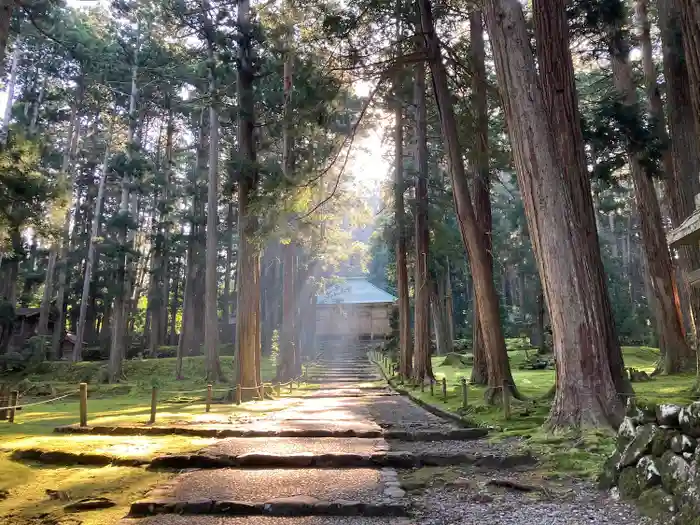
[599,401,700,523]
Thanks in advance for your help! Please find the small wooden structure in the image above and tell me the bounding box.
[10,307,57,350]
[667,194,700,286]
[315,277,396,340]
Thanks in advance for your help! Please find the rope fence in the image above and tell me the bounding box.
[368,350,700,421]
[0,357,319,427]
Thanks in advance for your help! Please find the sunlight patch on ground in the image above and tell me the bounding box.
[0,456,170,525]
[0,434,217,459]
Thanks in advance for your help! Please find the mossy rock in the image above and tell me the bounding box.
[618,467,643,499]
[658,449,691,494]
[598,449,621,490]
[679,402,700,438]
[670,434,697,454]
[617,417,637,451]
[619,424,659,468]
[440,352,472,368]
[637,487,675,521]
[651,429,679,457]
[636,455,661,488]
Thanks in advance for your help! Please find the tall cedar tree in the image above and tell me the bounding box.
[469,10,491,386]
[418,0,520,402]
[599,0,693,375]
[483,0,625,426]
[412,51,433,383]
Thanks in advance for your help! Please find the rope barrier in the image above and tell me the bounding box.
[0,392,76,412]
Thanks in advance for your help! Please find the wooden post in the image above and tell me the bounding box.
[430,377,434,396]
[235,384,241,405]
[8,390,18,423]
[461,377,468,410]
[79,382,88,427]
[148,386,158,424]
[275,383,281,397]
[206,384,212,413]
[442,377,447,402]
[420,379,425,393]
[0,385,8,420]
[503,381,511,420]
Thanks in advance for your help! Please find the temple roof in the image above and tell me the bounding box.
[316,277,397,305]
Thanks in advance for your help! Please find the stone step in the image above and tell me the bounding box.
[128,468,409,518]
[54,424,487,441]
[147,450,533,470]
[121,515,410,525]
[307,378,379,384]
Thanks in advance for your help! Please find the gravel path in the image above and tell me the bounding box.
[364,394,456,433]
[120,344,658,525]
[410,483,655,525]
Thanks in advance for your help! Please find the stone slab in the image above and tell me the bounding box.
[122,514,413,524]
[205,437,387,457]
[158,468,384,503]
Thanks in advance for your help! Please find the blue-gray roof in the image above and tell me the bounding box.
[317,277,397,305]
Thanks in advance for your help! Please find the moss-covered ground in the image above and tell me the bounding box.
[0,355,313,524]
[374,342,698,480]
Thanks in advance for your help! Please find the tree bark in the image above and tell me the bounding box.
[412,49,433,384]
[234,0,262,398]
[110,45,139,382]
[533,0,630,400]
[205,72,223,382]
[678,0,700,138]
[418,0,518,402]
[278,242,297,380]
[470,10,491,386]
[483,0,623,424]
[394,5,412,379]
[0,0,14,71]
[658,0,700,340]
[51,103,83,360]
[1,43,19,145]
[604,12,693,375]
[75,120,113,362]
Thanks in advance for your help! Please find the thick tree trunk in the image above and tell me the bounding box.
[419,0,518,402]
[278,242,297,381]
[176,238,196,380]
[0,0,14,71]
[1,43,19,144]
[394,27,412,378]
[223,201,234,334]
[470,10,492,386]
[205,85,223,382]
[430,279,450,357]
[444,257,455,347]
[658,0,700,341]
[411,52,433,384]
[605,17,693,375]
[110,49,139,382]
[484,0,623,424]
[51,115,83,360]
[75,121,112,362]
[533,0,630,400]
[234,0,262,398]
[678,0,700,137]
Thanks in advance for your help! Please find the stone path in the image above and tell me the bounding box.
[120,341,657,525]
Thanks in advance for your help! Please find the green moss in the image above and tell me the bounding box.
[0,455,170,525]
[375,346,696,481]
[399,466,463,491]
[618,467,642,499]
[637,487,674,520]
